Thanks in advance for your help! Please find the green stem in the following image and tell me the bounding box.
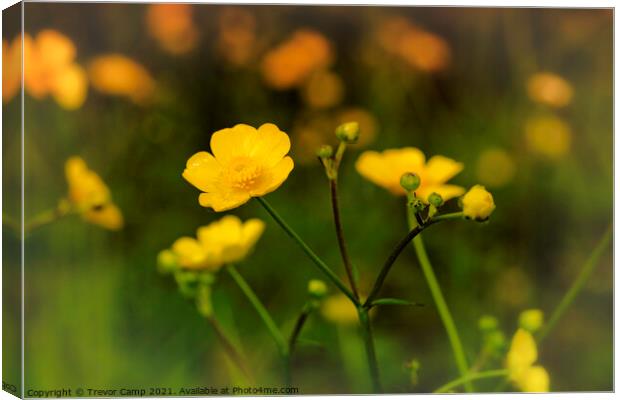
[226,265,288,357]
[329,179,360,300]
[432,211,464,223]
[24,205,70,234]
[289,307,311,355]
[206,315,254,382]
[537,226,612,343]
[358,308,382,393]
[434,369,508,393]
[256,196,358,304]
[407,206,472,392]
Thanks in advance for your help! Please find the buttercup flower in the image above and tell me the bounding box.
[476,148,516,188]
[183,123,294,212]
[461,185,495,220]
[146,4,198,55]
[506,328,550,392]
[170,215,265,271]
[65,156,123,230]
[527,72,573,108]
[88,54,156,105]
[524,115,572,159]
[301,70,344,109]
[355,147,464,201]
[321,294,359,326]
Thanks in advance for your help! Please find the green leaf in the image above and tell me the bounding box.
[370,298,424,307]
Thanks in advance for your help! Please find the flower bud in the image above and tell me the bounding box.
[485,330,506,353]
[335,121,360,143]
[316,144,334,159]
[308,279,328,298]
[462,185,495,221]
[519,309,544,333]
[157,249,178,274]
[428,192,444,207]
[478,315,499,332]
[400,172,421,192]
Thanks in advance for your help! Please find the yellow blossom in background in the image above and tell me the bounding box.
[88,54,156,105]
[376,16,451,72]
[301,70,344,109]
[217,7,257,67]
[527,72,573,108]
[355,147,464,201]
[519,309,544,333]
[476,148,516,188]
[146,4,198,55]
[21,30,88,109]
[291,115,334,164]
[3,37,21,103]
[462,185,495,220]
[261,29,333,90]
[506,328,550,392]
[183,123,294,211]
[170,215,265,271]
[524,115,572,159]
[321,294,359,326]
[65,156,123,230]
[336,108,378,147]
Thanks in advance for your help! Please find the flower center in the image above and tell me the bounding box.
[226,157,262,190]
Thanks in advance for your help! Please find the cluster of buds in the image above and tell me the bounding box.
[478,314,507,357]
[317,122,361,180]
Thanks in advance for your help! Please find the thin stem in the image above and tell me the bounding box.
[364,224,426,307]
[226,265,288,357]
[256,196,358,304]
[206,315,253,382]
[329,179,360,300]
[432,211,464,223]
[434,369,508,393]
[24,204,70,233]
[537,226,612,343]
[358,308,382,393]
[289,308,311,355]
[407,207,473,392]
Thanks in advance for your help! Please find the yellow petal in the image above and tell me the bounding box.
[65,156,88,183]
[383,147,426,172]
[210,124,259,164]
[355,151,402,195]
[417,184,465,203]
[182,151,222,192]
[241,218,265,252]
[424,155,463,185]
[518,366,550,393]
[51,63,88,110]
[198,190,251,212]
[172,236,209,269]
[83,203,123,230]
[507,328,538,377]
[249,156,294,197]
[251,123,292,167]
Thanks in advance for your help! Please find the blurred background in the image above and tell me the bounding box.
[2,4,613,394]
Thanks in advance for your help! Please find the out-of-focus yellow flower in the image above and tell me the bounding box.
[355,147,464,201]
[261,29,333,90]
[146,4,198,55]
[183,123,294,212]
[291,115,333,165]
[519,309,544,333]
[506,328,550,392]
[462,185,495,220]
[21,30,88,109]
[336,108,378,147]
[376,17,450,72]
[3,37,22,103]
[88,54,156,105]
[476,148,516,188]
[524,115,572,159]
[217,7,256,67]
[527,72,573,108]
[308,279,328,298]
[321,294,359,326]
[171,215,265,271]
[65,156,123,230]
[301,70,344,109]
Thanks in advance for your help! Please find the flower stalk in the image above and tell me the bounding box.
[358,307,382,393]
[434,369,508,393]
[205,315,254,382]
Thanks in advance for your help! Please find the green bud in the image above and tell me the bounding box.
[400,172,421,191]
[157,249,178,274]
[519,309,544,333]
[485,330,506,353]
[316,144,334,159]
[428,192,444,207]
[335,121,360,143]
[174,270,200,298]
[308,279,328,298]
[478,315,499,332]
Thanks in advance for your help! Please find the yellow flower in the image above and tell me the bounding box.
[88,54,155,105]
[3,37,22,103]
[171,215,265,271]
[217,7,256,67]
[524,115,572,159]
[506,329,550,392]
[475,148,516,188]
[65,156,123,230]
[183,123,294,212]
[519,309,544,333]
[527,72,573,108]
[51,63,88,110]
[301,69,344,109]
[146,4,198,55]
[461,185,495,220]
[321,294,359,326]
[355,147,464,201]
